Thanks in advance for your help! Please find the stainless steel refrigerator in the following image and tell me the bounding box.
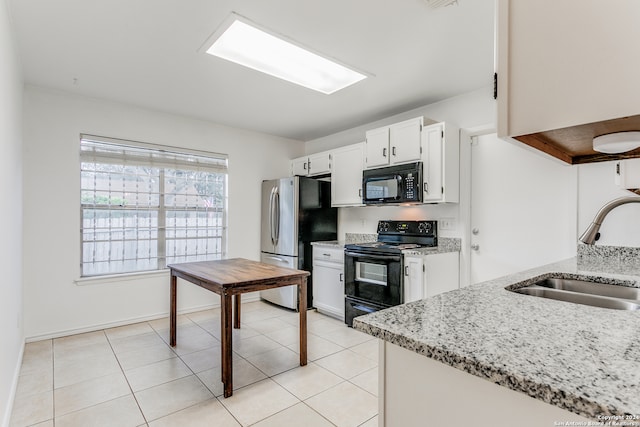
[260,176,337,309]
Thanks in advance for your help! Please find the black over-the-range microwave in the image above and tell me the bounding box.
[362,161,423,205]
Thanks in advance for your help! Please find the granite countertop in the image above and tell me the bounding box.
[353,255,640,419]
[311,235,461,254]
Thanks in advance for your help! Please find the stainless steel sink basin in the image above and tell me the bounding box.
[509,277,640,311]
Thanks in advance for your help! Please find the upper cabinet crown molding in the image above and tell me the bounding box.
[496,0,640,164]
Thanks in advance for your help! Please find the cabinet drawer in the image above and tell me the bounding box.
[313,246,344,264]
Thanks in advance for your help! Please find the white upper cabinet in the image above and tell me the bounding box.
[291,150,332,176]
[365,117,423,169]
[421,122,459,203]
[496,0,640,164]
[331,143,364,207]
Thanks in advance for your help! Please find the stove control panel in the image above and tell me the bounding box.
[377,220,437,236]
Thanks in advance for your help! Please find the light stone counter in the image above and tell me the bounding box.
[353,255,640,420]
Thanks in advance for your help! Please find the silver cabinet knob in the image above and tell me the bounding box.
[471,244,480,251]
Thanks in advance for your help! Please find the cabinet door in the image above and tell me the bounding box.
[308,152,332,176]
[331,143,364,207]
[422,123,444,203]
[389,117,422,164]
[365,126,390,168]
[291,157,309,176]
[403,255,424,303]
[425,252,459,298]
[313,260,345,320]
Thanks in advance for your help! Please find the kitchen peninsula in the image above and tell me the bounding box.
[354,248,640,427]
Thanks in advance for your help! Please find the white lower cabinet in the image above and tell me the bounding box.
[403,252,459,303]
[312,246,345,320]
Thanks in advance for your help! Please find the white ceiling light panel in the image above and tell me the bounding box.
[202,14,367,95]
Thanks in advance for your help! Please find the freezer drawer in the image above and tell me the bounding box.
[259,253,298,310]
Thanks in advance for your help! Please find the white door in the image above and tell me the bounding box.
[469,133,576,285]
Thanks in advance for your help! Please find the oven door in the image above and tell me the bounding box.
[344,251,403,306]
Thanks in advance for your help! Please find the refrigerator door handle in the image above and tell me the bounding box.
[273,186,280,246]
[269,187,276,246]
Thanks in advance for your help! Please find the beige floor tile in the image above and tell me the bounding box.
[358,415,378,427]
[308,318,345,335]
[115,342,177,371]
[156,323,210,343]
[205,322,261,341]
[53,331,109,353]
[245,317,292,334]
[272,363,343,400]
[22,340,52,362]
[147,314,194,331]
[306,382,377,427]
[55,395,145,427]
[170,332,219,356]
[252,402,334,427]
[109,332,167,354]
[197,358,266,397]
[239,309,283,324]
[135,375,213,421]
[314,350,377,380]
[350,367,378,397]
[125,357,192,392]
[54,372,131,416]
[54,349,122,389]
[179,344,223,373]
[245,346,300,377]
[219,379,299,426]
[18,349,52,378]
[349,339,379,362]
[233,335,281,358]
[29,421,54,427]
[186,308,221,323]
[9,390,52,427]
[264,325,300,346]
[286,335,344,361]
[105,321,154,340]
[316,327,373,348]
[15,368,53,398]
[148,398,240,427]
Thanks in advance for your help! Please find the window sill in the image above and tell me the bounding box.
[75,269,170,286]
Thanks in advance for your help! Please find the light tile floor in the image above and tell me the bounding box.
[10,301,379,427]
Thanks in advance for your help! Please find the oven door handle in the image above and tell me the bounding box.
[345,252,402,262]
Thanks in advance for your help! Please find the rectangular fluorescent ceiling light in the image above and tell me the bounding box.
[203,15,367,94]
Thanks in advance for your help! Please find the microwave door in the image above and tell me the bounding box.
[365,175,400,202]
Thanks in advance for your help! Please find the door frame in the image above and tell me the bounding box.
[459,124,495,288]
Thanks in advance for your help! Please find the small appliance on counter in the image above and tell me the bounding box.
[260,176,337,310]
[343,220,437,326]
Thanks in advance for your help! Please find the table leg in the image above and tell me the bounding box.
[221,293,233,398]
[170,273,177,347]
[233,294,241,329]
[298,278,308,366]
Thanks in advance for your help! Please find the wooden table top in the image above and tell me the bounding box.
[168,258,309,288]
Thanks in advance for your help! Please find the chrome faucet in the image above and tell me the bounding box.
[579,196,640,245]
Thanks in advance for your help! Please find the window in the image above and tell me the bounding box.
[80,135,228,277]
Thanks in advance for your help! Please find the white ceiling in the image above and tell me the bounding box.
[9,0,495,141]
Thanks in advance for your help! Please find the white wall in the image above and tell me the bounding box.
[0,0,23,425]
[22,86,304,340]
[306,86,496,240]
[578,161,640,247]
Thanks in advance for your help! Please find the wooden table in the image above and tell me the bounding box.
[168,258,309,397]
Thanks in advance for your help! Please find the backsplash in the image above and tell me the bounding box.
[577,244,640,276]
[345,233,377,244]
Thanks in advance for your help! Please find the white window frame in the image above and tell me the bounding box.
[79,134,228,278]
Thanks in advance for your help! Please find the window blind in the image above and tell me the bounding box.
[80,135,228,277]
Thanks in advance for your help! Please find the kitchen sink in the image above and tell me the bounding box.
[508,277,640,311]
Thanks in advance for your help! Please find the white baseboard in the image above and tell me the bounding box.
[25,293,262,343]
[2,340,25,427]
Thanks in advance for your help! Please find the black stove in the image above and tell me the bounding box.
[343,220,438,327]
[345,220,437,254]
